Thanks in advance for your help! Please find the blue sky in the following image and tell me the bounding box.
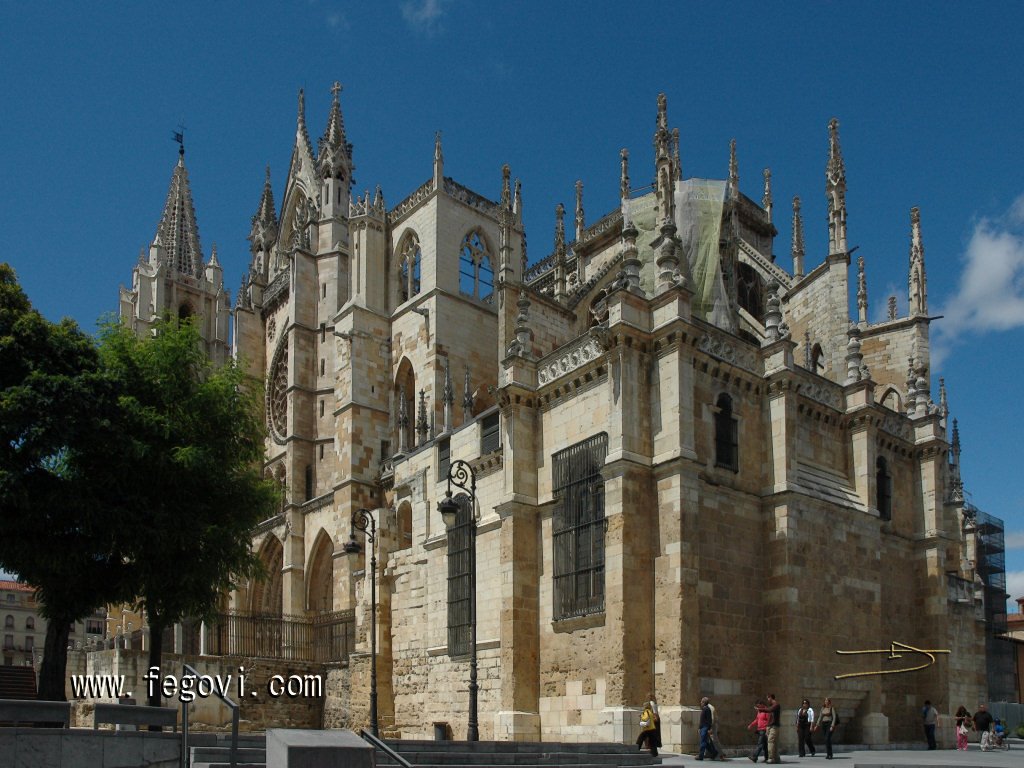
[2,2,1024,608]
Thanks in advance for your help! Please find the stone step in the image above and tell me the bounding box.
[385,741,652,755]
[377,752,659,765]
[191,746,267,762]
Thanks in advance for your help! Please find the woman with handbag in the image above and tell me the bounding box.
[637,700,659,756]
[954,705,971,751]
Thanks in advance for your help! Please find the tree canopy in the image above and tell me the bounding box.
[0,263,135,700]
[98,318,278,704]
[0,263,278,703]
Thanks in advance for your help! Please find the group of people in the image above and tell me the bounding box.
[641,694,1009,759]
[951,703,1008,751]
[746,695,838,763]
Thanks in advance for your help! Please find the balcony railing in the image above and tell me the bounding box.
[195,610,355,664]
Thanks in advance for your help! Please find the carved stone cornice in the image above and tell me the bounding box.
[262,268,291,314]
[388,178,435,226]
[695,328,759,374]
[537,327,611,387]
[442,177,502,221]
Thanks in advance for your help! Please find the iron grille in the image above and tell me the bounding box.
[552,433,608,619]
[438,438,451,482]
[480,412,500,455]
[447,493,473,657]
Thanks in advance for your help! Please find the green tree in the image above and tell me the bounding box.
[98,318,277,706]
[0,263,135,701]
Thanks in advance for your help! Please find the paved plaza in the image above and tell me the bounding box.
[660,742,1018,767]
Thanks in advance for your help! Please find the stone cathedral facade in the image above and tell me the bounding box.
[121,85,999,749]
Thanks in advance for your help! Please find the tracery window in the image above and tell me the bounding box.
[459,231,494,302]
[398,233,422,304]
[736,262,764,320]
[267,338,289,444]
[446,492,473,657]
[552,433,608,620]
[714,393,739,471]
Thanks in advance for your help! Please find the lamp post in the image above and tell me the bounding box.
[344,508,378,737]
[437,459,478,742]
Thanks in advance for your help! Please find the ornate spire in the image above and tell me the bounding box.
[762,168,772,223]
[826,117,848,256]
[621,203,641,293]
[553,203,567,302]
[857,254,868,324]
[620,148,630,201]
[297,88,315,162]
[433,131,444,188]
[672,128,682,182]
[416,389,429,446]
[318,81,350,179]
[908,206,928,315]
[398,384,410,453]
[501,164,512,209]
[462,366,473,422]
[575,180,585,242]
[513,178,523,225]
[845,324,865,384]
[950,417,963,503]
[654,94,673,223]
[249,166,279,257]
[791,196,805,278]
[888,295,898,321]
[154,149,204,277]
[804,330,813,369]
[442,357,454,433]
[728,139,739,200]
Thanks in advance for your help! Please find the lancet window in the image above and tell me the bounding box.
[397,233,422,304]
[458,231,494,302]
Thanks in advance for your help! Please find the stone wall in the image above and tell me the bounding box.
[0,729,179,768]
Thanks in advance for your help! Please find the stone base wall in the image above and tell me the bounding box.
[0,728,178,768]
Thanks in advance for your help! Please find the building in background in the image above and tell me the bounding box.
[119,86,1004,748]
[2,580,105,668]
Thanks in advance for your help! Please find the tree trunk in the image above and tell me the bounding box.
[37,619,72,701]
[146,613,164,713]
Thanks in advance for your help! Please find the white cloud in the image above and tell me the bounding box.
[326,11,349,30]
[1006,531,1024,549]
[935,195,1024,340]
[401,0,447,35]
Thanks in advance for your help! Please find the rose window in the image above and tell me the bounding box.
[268,339,288,441]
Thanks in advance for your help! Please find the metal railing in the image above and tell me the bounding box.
[199,610,355,663]
[181,662,238,768]
[358,728,413,768]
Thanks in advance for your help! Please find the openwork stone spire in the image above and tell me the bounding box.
[857,254,868,324]
[154,150,204,277]
[762,168,772,223]
[249,166,279,256]
[846,324,865,384]
[296,88,315,165]
[826,117,848,256]
[462,366,473,422]
[318,81,350,180]
[416,389,429,446]
[433,131,444,188]
[398,384,410,453]
[791,196,805,278]
[654,93,673,223]
[908,206,928,315]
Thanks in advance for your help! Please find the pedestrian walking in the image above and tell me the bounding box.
[637,700,658,756]
[973,704,994,752]
[954,705,971,751]
[697,697,720,761]
[796,699,816,757]
[765,693,781,764]
[814,697,839,759]
[747,698,769,763]
[921,700,938,750]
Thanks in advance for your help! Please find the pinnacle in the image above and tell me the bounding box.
[154,151,204,277]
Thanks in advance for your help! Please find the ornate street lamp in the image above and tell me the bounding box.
[437,459,478,741]
[344,508,378,737]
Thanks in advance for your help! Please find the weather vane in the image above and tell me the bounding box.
[834,641,950,680]
[172,121,186,156]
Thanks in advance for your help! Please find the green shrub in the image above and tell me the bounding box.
[1017,723,1024,739]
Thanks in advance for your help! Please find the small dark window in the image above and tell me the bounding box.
[320,359,325,376]
[320,323,326,343]
[322,283,327,299]
[438,437,451,482]
[3,616,11,629]
[380,440,391,462]
[876,457,892,521]
[25,617,33,631]
[319,444,324,460]
[480,412,500,455]
[446,493,473,657]
[320,400,325,418]
[304,465,314,502]
[714,393,739,471]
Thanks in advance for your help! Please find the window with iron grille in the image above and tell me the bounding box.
[446,493,473,657]
[437,437,451,482]
[714,393,738,471]
[480,412,500,455]
[552,433,608,620]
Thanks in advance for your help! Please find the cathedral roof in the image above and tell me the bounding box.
[154,150,204,277]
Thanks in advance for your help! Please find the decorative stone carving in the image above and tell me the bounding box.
[537,328,610,386]
[697,331,758,373]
